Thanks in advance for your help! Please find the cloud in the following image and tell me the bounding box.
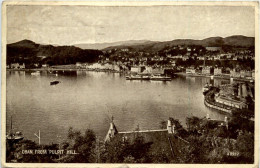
[7,5,255,45]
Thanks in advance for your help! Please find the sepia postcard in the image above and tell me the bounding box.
[1,1,259,168]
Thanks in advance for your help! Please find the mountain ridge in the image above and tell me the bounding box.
[74,40,157,50]
[101,35,254,52]
[8,35,254,51]
[7,39,103,66]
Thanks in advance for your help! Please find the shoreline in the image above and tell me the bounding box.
[6,69,255,83]
[6,68,124,73]
[175,72,253,82]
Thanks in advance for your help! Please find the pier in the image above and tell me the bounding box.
[204,87,234,114]
[204,98,232,114]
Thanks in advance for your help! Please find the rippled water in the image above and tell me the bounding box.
[6,70,228,144]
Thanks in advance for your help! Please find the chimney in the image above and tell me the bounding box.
[224,116,228,130]
[224,116,228,122]
[167,119,176,134]
[167,119,172,134]
[172,124,176,134]
[206,114,210,120]
[242,83,248,98]
[238,83,242,98]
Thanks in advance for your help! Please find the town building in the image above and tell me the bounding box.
[130,66,145,73]
[170,60,176,67]
[112,65,120,71]
[143,66,153,73]
[237,83,251,98]
[202,67,211,75]
[104,115,230,159]
[205,114,229,129]
[34,63,39,68]
[76,62,82,67]
[86,63,102,69]
[10,63,25,69]
[121,48,129,52]
[42,64,49,68]
[226,54,233,59]
[182,56,189,61]
[230,69,241,78]
[174,55,183,59]
[215,95,248,109]
[215,83,251,109]
[214,68,222,76]
[10,63,20,69]
[206,47,221,51]
[37,56,47,60]
[151,68,164,75]
[19,63,25,69]
[207,56,214,60]
[240,70,252,78]
[104,117,189,158]
[213,55,221,60]
[131,66,141,73]
[186,67,195,74]
[198,56,205,60]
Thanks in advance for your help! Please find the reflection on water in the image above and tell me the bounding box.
[185,76,196,83]
[6,71,229,144]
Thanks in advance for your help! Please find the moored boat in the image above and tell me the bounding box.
[31,71,40,76]
[203,83,212,95]
[6,131,24,143]
[150,75,171,81]
[6,116,24,143]
[126,75,150,80]
[50,81,60,85]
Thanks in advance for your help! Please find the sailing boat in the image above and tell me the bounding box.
[6,116,24,143]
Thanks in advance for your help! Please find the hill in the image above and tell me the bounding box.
[7,36,254,67]
[103,36,254,52]
[7,40,103,66]
[74,40,157,50]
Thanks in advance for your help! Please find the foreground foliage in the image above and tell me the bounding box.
[7,110,254,163]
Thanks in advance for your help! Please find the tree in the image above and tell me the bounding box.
[186,116,201,133]
[230,110,254,134]
[179,135,209,163]
[159,120,167,129]
[169,117,188,138]
[60,127,96,163]
[236,131,254,163]
[102,135,153,163]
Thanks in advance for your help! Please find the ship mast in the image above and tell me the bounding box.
[7,115,14,137]
[34,130,41,145]
[10,115,13,135]
[203,55,206,68]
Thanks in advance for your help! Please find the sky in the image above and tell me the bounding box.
[7,5,255,45]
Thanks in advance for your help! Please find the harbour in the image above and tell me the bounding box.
[6,70,227,144]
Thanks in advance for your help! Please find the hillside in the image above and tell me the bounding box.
[7,40,103,66]
[7,35,254,66]
[103,36,254,52]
